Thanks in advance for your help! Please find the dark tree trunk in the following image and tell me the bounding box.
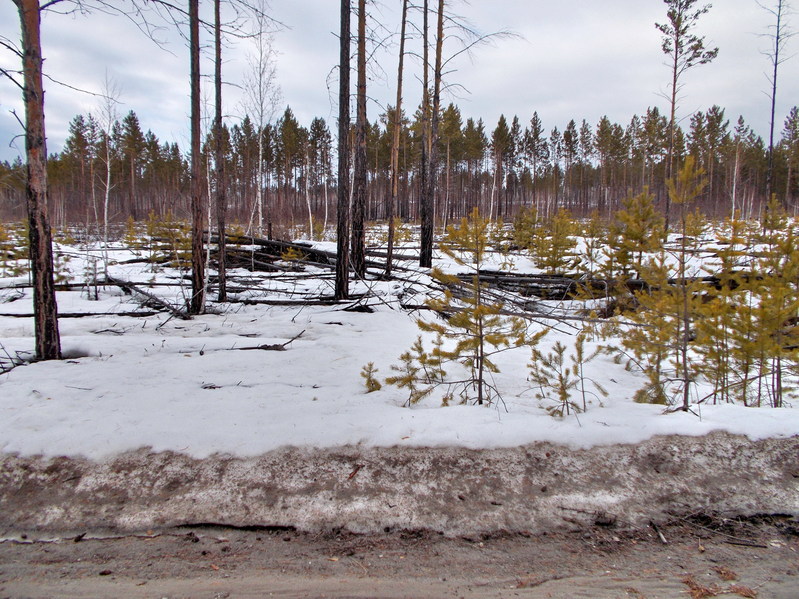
[386,0,409,278]
[214,0,227,301]
[429,0,444,222]
[189,0,205,314]
[351,0,367,278]
[765,0,786,204]
[17,0,61,361]
[334,0,351,300]
[419,0,433,268]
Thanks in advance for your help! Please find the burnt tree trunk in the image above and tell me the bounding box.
[189,0,205,314]
[351,0,367,278]
[334,0,351,300]
[428,0,444,234]
[214,0,227,302]
[17,0,61,360]
[419,0,433,268]
[386,0,408,278]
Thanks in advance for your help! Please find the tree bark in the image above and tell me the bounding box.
[351,0,367,278]
[386,0,408,278]
[214,0,227,302]
[429,0,444,225]
[765,0,786,204]
[419,0,433,268]
[189,0,205,314]
[334,0,351,300]
[17,0,61,361]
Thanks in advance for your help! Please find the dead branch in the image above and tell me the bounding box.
[235,329,305,351]
[105,275,190,320]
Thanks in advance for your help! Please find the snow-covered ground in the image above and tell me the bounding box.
[1,237,797,461]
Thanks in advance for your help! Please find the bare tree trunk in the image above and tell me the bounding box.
[98,74,119,278]
[214,0,227,302]
[256,132,264,234]
[732,140,740,217]
[386,0,408,277]
[419,0,433,268]
[334,0,351,300]
[351,0,367,278]
[429,0,444,224]
[16,0,61,361]
[305,153,314,238]
[189,0,205,314]
[323,177,329,234]
[665,49,678,233]
[763,0,788,203]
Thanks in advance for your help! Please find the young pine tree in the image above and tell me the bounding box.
[422,208,528,405]
[580,210,606,277]
[608,188,664,279]
[621,159,708,409]
[694,216,753,404]
[387,208,529,406]
[529,332,606,417]
[532,208,579,274]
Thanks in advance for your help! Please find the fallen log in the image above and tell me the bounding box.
[211,233,335,266]
[455,271,728,301]
[104,276,191,320]
[0,311,160,319]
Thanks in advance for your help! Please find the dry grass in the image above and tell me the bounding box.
[681,575,758,598]
[728,585,758,598]
[683,575,721,598]
[713,566,738,581]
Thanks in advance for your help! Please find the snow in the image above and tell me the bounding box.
[0,237,797,461]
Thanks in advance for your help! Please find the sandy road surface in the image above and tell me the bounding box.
[2,517,798,598]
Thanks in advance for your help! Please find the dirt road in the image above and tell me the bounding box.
[2,516,798,598]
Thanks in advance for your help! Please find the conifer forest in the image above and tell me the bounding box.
[1,101,798,229]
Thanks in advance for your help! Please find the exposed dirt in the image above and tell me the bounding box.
[2,516,799,598]
[1,432,798,597]
[2,432,798,536]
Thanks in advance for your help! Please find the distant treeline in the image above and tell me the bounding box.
[1,102,798,229]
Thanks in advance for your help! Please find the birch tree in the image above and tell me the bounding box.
[214,0,227,302]
[242,0,280,237]
[98,72,121,276]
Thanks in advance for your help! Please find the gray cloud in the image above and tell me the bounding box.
[1,0,796,164]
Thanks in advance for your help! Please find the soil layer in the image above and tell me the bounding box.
[1,432,797,536]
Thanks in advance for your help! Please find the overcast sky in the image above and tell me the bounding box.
[1,0,797,164]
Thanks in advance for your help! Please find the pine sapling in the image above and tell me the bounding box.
[385,336,434,406]
[528,331,605,417]
[532,208,579,274]
[385,208,531,407]
[360,362,382,393]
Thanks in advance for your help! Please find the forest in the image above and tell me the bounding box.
[1,0,799,411]
[4,6,799,593]
[0,102,798,230]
